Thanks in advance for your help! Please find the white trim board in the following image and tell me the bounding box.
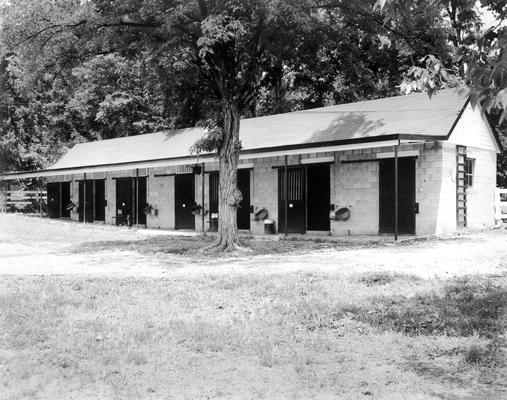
[376,150,420,159]
[300,156,335,164]
[242,140,400,160]
[238,163,254,169]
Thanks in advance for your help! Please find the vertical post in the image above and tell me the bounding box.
[394,144,399,241]
[83,173,87,223]
[284,155,288,236]
[201,163,205,233]
[135,169,139,226]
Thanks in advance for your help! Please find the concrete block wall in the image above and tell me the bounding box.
[415,141,448,235]
[466,146,497,228]
[104,169,136,225]
[143,161,254,231]
[329,142,448,236]
[249,155,301,234]
[45,139,497,236]
[331,155,379,235]
[145,166,190,229]
[105,173,116,225]
[69,174,83,222]
[146,168,174,229]
[250,157,278,234]
[71,143,450,236]
[433,143,456,234]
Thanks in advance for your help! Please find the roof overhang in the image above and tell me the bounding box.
[0,135,437,181]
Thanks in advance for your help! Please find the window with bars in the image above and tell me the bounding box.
[465,158,475,188]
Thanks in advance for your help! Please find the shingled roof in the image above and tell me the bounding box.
[48,89,467,171]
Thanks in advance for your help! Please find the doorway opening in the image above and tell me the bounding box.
[47,182,70,219]
[115,177,147,226]
[278,163,331,234]
[379,157,416,234]
[175,174,195,229]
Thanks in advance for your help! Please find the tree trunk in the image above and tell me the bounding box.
[212,99,246,251]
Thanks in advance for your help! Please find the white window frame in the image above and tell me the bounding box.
[465,158,475,188]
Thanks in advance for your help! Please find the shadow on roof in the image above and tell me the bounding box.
[305,112,385,144]
[161,127,203,142]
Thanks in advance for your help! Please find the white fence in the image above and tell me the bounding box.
[0,190,47,213]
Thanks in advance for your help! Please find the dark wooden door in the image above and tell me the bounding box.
[94,180,106,221]
[116,178,133,226]
[175,174,195,229]
[61,182,70,218]
[237,169,251,230]
[78,182,84,222]
[307,164,330,231]
[379,157,416,234]
[79,181,93,222]
[136,177,147,226]
[47,182,60,218]
[278,167,306,234]
[209,172,219,215]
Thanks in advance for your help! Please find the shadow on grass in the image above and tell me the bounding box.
[68,236,213,255]
[67,236,356,257]
[348,279,507,338]
[354,271,422,286]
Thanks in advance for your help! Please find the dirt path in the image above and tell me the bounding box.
[1,215,506,279]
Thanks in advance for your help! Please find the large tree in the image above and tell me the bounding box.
[90,0,323,251]
[0,0,323,250]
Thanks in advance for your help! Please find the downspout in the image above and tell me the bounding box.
[284,155,288,236]
[394,142,399,241]
[201,163,205,233]
[135,168,139,226]
[83,172,87,223]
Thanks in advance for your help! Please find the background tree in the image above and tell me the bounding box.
[373,0,507,185]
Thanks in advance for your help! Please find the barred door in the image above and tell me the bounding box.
[278,167,306,233]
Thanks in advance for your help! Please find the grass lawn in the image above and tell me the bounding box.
[0,215,506,399]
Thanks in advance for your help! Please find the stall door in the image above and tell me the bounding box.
[94,180,106,222]
[175,174,195,229]
[47,182,60,218]
[237,169,251,230]
[136,177,147,226]
[209,172,219,215]
[306,164,330,231]
[379,158,416,234]
[78,181,93,222]
[116,178,133,226]
[278,167,306,234]
[61,182,70,218]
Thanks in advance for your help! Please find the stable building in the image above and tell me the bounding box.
[0,89,500,236]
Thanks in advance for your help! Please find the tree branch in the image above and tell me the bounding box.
[317,1,427,56]
[14,19,88,47]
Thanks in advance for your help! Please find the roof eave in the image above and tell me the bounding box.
[0,134,442,181]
